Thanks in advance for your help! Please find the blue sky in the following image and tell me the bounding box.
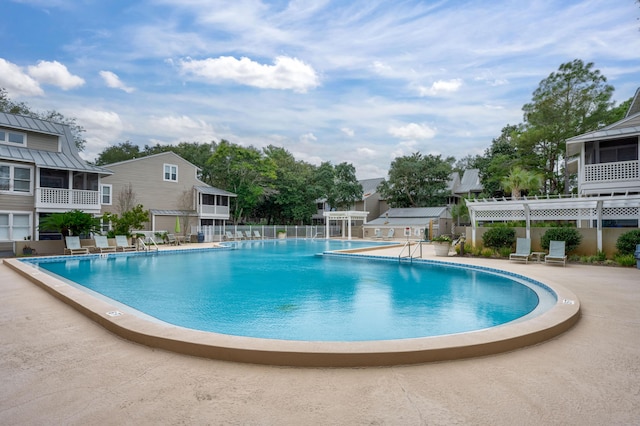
[2,0,639,178]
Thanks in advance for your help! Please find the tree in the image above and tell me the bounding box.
[205,140,276,224]
[94,141,141,165]
[0,88,87,151]
[38,210,101,237]
[476,125,522,197]
[378,153,453,207]
[116,183,138,215]
[326,162,363,210]
[501,167,542,199]
[521,60,614,194]
[102,204,149,236]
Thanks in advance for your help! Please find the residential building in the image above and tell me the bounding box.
[100,151,236,234]
[0,112,112,244]
[466,88,640,252]
[363,207,452,240]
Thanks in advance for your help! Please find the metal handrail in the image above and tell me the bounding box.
[398,240,412,262]
[137,237,159,252]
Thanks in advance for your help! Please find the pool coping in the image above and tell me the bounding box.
[3,249,580,367]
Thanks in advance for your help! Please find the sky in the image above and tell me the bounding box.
[1,0,640,179]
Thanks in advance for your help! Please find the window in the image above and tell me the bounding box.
[0,163,33,194]
[0,130,26,146]
[164,164,178,182]
[101,184,112,205]
[0,212,31,241]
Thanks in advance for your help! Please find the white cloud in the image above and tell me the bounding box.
[0,58,43,96]
[27,60,84,90]
[341,127,354,137]
[417,79,463,96]
[72,109,124,161]
[148,115,218,142]
[357,147,376,158]
[299,132,317,143]
[388,123,436,140]
[178,55,320,93]
[99,70,135,93]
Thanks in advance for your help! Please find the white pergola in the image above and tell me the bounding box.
[323,211,369,240]
[466,194,640,251]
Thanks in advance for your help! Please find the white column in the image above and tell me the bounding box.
[348,216,352,240]
[325,216,329,240]
[524,204,531,239]
[596,200,603,252]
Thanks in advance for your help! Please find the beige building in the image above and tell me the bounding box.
[0,112,112,249]
[100,152,235,234]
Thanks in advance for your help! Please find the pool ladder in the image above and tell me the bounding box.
[137,237,159,253]
[398,240,423,263]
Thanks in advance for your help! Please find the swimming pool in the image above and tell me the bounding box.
[26,239,554,342]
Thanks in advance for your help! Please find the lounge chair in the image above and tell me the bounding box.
[244,231,253,239]
[92,235,117,253]
[253,230,263,239]
[374,229,382,239]
[383,229,395,240]
[224,231,235,241]
[509,238,532,263]
[64,236,89,255]
[235,231,245,240]
[166,233,180,245]
[115,235,137,252]
[545,240,567,266]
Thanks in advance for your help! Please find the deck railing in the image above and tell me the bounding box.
[584,160,639,182]
[36,188,100,208]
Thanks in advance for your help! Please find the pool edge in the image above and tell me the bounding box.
[3,257,581,367]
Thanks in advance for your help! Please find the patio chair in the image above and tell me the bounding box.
[166,233,180,245]
[383,229,395,240]
[509,238,532,263]
[235,231,245,240]
[64,236,89,255]
[545,240,567,266]
[224,231,235,241]
[374,229,382,239]
[244,231,253,239]
[115,235,137,252]
[91,235,117,253]
[253,230,263,239]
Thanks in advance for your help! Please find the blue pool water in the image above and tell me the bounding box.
[29,240,551,341]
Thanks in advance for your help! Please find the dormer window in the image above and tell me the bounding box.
[164,164,178,182]
[0,130,26,146]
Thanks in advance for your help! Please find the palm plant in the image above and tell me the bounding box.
[501,167,542,199]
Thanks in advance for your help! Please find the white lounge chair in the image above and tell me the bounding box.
[244,230,253,239]
[383,229,395,240]
[509,238,532,263]
[374,229,382,239]
[253,230,263,239]
[235,231,245,240]
[115,235,137,252]
[224,231,235,240]
[92,235,117,253]
[545,240,567,266]
[64,236,89,255]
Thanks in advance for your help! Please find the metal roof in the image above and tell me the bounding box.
[0,112,112,175]
[149,209,197,216]
[367,217,434,226]
[0,112,64,135]
[195,185,237,197]
[383,207,448,218]
[566,111,640,156]
[456,169,483,193]
[360,177,384,199]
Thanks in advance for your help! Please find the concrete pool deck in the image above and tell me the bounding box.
[1,241,639,424]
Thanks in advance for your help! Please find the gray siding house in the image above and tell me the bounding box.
[100,151,236,234]
[0,112,112,243]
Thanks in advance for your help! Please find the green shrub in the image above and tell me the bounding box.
[480,247,494,258]
[596,250,607,262]
[472,245,484,256]
[498,247,512,258]
[614,253,636,267]
[540,227,582,253]
[482,226,516,250]
[615,229,640,255]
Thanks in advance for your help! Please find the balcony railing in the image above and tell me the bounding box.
[199,204,230,216]
[36,187,100,209]
[584,160,639,182]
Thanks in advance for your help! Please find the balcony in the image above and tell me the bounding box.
[35,187,101,211]
[581,160,640,195]
[199,204,230,218]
